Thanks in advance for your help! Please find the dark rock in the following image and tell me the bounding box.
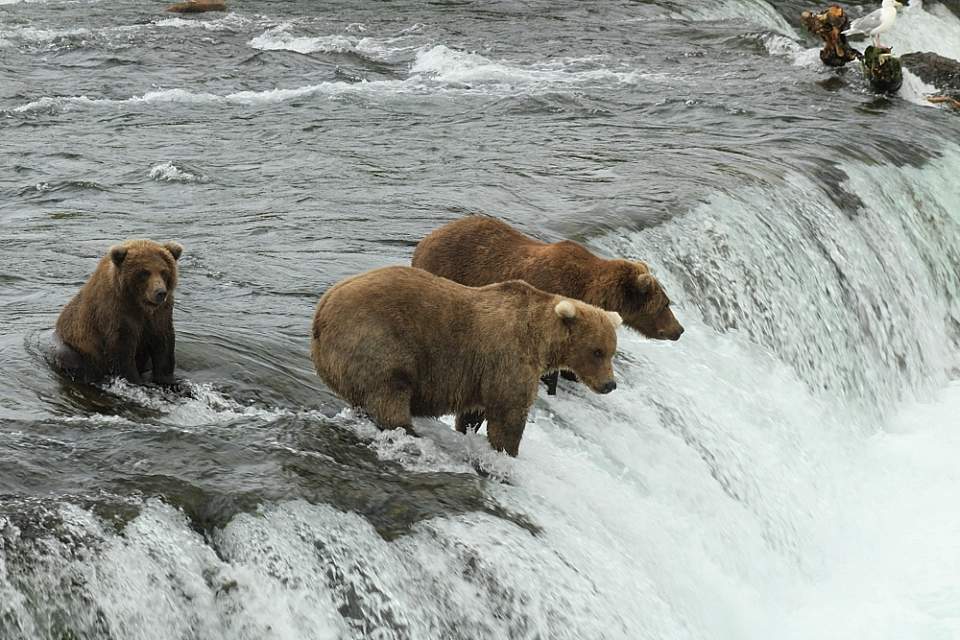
[901,51,960,99]
[863,45,903,94]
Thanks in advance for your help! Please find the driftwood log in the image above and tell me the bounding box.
[800,5,860,67]
[928,95,960,108]
[166,0,226,13]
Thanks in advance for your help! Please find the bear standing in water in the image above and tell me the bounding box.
[413,216,684,341]
[412,216,683,400]
[311,266,621,457]
[54,239,183,385]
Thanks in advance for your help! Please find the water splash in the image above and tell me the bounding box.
[148,161,208,184]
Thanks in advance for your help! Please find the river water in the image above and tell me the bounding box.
[2,0,960,638]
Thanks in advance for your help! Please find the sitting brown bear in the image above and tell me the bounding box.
[412,216,684,397]
[311,266,621,457]
[53,239,183,385]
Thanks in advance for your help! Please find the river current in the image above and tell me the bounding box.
[2,0,960,638]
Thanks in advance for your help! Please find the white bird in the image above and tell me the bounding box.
[842,0,903,49]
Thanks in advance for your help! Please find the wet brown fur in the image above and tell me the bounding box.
[54,239,183,384]
[310,266,619,457]
[412,216,684,340]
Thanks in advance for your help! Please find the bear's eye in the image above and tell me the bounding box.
[138,269,150,279]
[593,349,604,359]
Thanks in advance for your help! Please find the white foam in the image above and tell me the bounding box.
[8,42,663,115]
[672,0,798,37]
[12,95,99,114]
[772,381,960,637]
[101,379,286,428]
[152,13,252,32]
[900,68,942,107]
[59,413,134,427]
[12,84,361,114]
[0,13,253,53]
[249,27,357,55]
[148,161,208,183]
[247,24,421,62]
[0,26,92,46]
[409,44,643,87]
[325,408,480,475]
[81,501,346,640]
[761,33,803,56]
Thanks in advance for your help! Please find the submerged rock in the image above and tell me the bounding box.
[166,0,226,13]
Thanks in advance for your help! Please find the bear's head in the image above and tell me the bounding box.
[605,261,684,341]
[554,299,620,394]
[109,239,183,310]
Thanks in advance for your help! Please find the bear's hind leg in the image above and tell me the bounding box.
[456,410,485,434]
[51,334,88,380]
[136,343,151,377]
[367,370,416,435]
[147,329,177,385]
[369,395,415,435]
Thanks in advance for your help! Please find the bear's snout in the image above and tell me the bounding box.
[151,288,168,304]
[599,380,617,394]
[660,325,684,340]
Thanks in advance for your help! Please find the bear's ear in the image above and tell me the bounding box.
[635,274,657,298]
[633,261,651,275]
[109,245,128,267]
[555,299,577,320]
[164,242,183,261]
[607,311,623,328]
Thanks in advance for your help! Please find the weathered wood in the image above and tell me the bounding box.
[928,95,960,108]
[166,0,226,13]
[800,5,861,67]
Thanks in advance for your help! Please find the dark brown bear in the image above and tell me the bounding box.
[53,239,183,385]
[412,216,683,340]
[311,266,621,457]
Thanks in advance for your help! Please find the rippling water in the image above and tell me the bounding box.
[3,0,960,638]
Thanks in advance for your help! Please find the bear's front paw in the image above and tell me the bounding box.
[152,375,187,394]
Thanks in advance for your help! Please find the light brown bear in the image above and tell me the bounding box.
[412,216,684,397]
[311,266,621,457]
[54,239,183,385]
